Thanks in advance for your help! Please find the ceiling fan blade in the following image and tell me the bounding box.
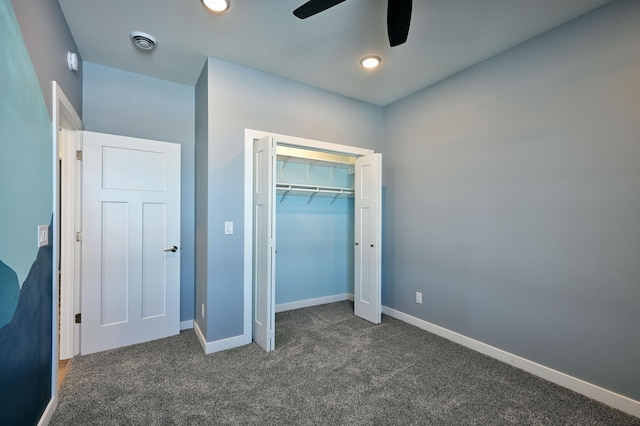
[387,0,412,47]
[293,0,347,19]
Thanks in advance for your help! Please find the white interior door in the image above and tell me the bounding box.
[354,153,382,324]
[81,131,181,355]
[253,136,276,351]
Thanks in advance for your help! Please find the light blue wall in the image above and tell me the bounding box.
[382,0,640,400]
[197,57,383,342]
[276,196,353,305]
[82,62,196,322]
[194,63,209,336]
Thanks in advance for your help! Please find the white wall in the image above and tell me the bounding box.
[197,57,383,342]
[83,62,196,321]
[382,0,640,400]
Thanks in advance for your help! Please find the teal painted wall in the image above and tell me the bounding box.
[0,0,51,319]
[10,0,82,116]
[0,0,55,423]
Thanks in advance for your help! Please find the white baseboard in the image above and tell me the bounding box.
[381,306,640,418]
[180,320,194,331]
[193,320,251,354]
[38,396,58,426]
[276,293,353,313]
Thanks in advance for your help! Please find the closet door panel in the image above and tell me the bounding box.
[354,153,382,324]
[253,136,276,351]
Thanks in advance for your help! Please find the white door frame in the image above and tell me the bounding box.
[52,82,82,400]
[243,129,374,345]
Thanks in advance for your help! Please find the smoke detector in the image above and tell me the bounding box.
[130,31,158,51]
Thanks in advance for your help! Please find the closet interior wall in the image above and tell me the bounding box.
[275,148,356,309]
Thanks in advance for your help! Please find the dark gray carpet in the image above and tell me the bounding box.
[51,301,639,425]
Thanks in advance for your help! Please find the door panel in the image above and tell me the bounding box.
[354,153,382,324]
[100,201,129,325]
[142,203,167,318]
[81,131,180,355]
[253,136,276,351]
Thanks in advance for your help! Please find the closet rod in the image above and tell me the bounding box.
[276,183,354,204]
[276,183,354,194]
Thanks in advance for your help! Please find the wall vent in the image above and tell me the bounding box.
[130,31,158,51]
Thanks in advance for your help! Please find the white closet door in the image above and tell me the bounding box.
[354,153,382,324]
[253,136,276,351]
[81,131,181,355]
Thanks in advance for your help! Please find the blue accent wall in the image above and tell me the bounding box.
[0,260,20,327]
[0,224,53,425]
[0,0,55,423]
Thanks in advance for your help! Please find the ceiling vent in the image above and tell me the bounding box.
[130,31,158,51]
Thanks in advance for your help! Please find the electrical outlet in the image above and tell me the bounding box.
[416,292,423,304]
[201,303,205,318]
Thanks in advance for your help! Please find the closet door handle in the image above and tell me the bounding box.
[355,242,359,246]
[370,244,374,247]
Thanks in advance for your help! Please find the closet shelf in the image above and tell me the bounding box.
[276,182,354,204]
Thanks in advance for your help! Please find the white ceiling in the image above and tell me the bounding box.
[58,0,611,106]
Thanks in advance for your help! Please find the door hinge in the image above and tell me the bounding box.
[75,313,81,324]
[76,231,82,242]
[76,150,83,160]
[267,330,275,339]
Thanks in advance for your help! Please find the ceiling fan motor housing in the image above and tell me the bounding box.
[293,0,412,47]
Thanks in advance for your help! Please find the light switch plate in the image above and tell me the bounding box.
[225,221,233,235]
[38,225,49,247]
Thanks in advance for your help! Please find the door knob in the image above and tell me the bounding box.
[164,245,178,253]
[355,242,359,246]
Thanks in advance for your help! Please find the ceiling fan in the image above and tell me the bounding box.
[293,0,412,47]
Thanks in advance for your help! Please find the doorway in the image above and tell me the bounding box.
[246,130,382,352]
[53,82,82,397]
[274,145,357,313]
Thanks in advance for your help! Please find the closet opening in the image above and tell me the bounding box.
[246,130,381,352]
[274,145,356,314]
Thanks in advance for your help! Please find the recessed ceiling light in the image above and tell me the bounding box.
[202,0,230,13]
[360,55,382,69]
